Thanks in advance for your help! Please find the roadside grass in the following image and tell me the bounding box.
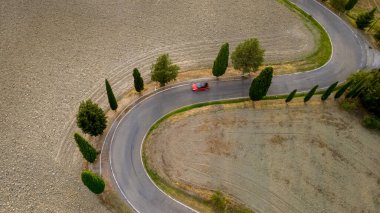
[272,0,332,73]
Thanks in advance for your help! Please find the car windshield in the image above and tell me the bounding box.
[196,83,206,88]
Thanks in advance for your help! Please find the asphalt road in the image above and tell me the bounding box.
[103,0,378,212]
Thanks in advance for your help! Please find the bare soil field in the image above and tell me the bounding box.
[0,0,316,211]
[146,98,380,213]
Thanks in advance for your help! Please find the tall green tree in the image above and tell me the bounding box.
[334,80,353,99]
[345,0,358,11]
[212,43,229,78]
[356,8,376,29]
[133,68,144,93]
[151,54,180,87]
[74,133,97,163]
[76,100,107,136]
[231,38,264,75]
[321,81,338,101]
[285,89,297,103]
[105,79,118,111]
[249,67,273,101]
[81,170,105,194]
[304,85,319,103]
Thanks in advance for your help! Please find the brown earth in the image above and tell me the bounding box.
[0,0,316,211]
[146,98,380,213]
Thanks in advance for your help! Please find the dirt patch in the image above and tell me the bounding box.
[145,98,380,212]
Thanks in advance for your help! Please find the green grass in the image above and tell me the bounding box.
[275,0,332,71]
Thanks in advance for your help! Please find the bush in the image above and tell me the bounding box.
[81,170,105,194]
[304,85,319,103]
[249,67,273,101]
[105,79,118,111]
[340,98,359,111]
[362,115,380,129]
[74,133,97,163]
[231,38,265,75]
[76,100,107,136]
[151,54,180,87]
[285,89,297,103]
[212,43,229,78]
[133,68,144,93]
[211,191,226,212]
[356,8,376,29]
[321,81,338,101]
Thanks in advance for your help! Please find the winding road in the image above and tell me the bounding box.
[101,0,380,212]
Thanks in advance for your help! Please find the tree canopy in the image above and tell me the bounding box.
[74,133,97,163]
[133,68,144,92]
[356,8,376,29]
[76,99,107,136]
[81,170,105,194]
[105,79,118,111]
[249,67,273,101]
[212,43,229,78]
[151,54,180,87]
[231,38,264,75]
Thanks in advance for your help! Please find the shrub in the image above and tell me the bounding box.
[151,54,180,87]
[334,80,353,99]
[211,191,226,212]
[133,68,144,93]
[356,8,376,29]
[81,170,105,194]
[362,115,380,129]
[340,98,359,111]
[375,30,380,43]
[231,38,265,75]
[304,85,319,103]
[105,79,118,111]
[249,67,273,101]
[321,81,338,101]
[212,43,229,78]
[77,100,107,136]
[285,89,297,103]
[74,133,97,163]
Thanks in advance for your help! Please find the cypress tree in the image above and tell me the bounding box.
[249,67,274,101]
[133,68,144,93]
[345,0,358,11]
[334,80,353,99]
[304,85,319,103]
[74,133,97,163]
[356,8,376,29]
[212,43,229,78]
[105,79,118,111]
[81,170,105,194]
[321,81,338,101]
[285,89,297,103]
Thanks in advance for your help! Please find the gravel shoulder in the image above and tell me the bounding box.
[0,0,316,211]
[146,98,380,213]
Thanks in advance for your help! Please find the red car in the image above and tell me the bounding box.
[192,82,209,91]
